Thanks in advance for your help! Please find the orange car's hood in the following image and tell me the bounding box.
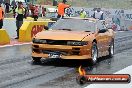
[35,30,92,41]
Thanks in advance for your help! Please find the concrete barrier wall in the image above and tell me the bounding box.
[3,18,51,39]
[3,19,17,38]
[65,7,132,30]
[0,18,55,45]
[0,29,10,45]
[19,21,55,42]
[46,7,132,30]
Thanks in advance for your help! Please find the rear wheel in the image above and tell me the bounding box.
[32,57,41,62]
[108,41,114,58]
[90,43,98,65]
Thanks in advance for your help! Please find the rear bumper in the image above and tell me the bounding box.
[32,44,92,60]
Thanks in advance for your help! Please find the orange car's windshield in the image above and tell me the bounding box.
[50,19,96,32]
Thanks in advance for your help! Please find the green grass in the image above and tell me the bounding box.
[36,0,132,9]
[70,0,132,9]
[84,0,132,9]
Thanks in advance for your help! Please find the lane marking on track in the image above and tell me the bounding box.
[0,43,32,48]
[115,31,125,33]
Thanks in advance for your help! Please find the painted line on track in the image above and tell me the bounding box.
[0,42,32,48]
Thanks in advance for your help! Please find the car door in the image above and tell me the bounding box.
[95,21,109,57]
[104,28,112,49]
[100,28,110,50]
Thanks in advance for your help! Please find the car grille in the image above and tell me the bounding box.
[46,40,67,45]
[42,50,68,55]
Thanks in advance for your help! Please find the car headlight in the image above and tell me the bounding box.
[32,38,47,44]
[67,41,88,46]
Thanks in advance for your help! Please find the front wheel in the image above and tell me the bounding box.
[108,41,114,58]
[90,43,98,65]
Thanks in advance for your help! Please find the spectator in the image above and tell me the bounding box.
[42,7,46,17]
[57,0,70,19]
[11,0,16,8]
[11,1,17,18]
[33,5,39,21]
[66,7,72,17]
[28,9,32,16]
[15,2,25,39]
[39,5,42,17]
[12,5,17,18]
[13,5,17,18]
[5,2,10,13]
[29,4,33,17]
[24,7,28,18]
[23,3,28,18]
[93,8,104,20]
[27,3,31,16]
[80,8,87,18]
[1,2,4,13]
[31,5,35,17]
[0,3,4,29]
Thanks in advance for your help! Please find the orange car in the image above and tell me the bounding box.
[32,18,115,64]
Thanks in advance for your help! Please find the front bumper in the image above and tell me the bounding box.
[32,44,92,60]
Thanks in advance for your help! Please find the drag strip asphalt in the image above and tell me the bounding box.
[35,47,132,88]
[0,31,132,88]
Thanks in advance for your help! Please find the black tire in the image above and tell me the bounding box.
[32,57,41,62]
[90,43,98,65]
[108,40,114,58]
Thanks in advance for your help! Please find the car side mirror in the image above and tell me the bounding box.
[98,29,107,33]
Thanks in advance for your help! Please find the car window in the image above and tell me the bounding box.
[51,19,96,32]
